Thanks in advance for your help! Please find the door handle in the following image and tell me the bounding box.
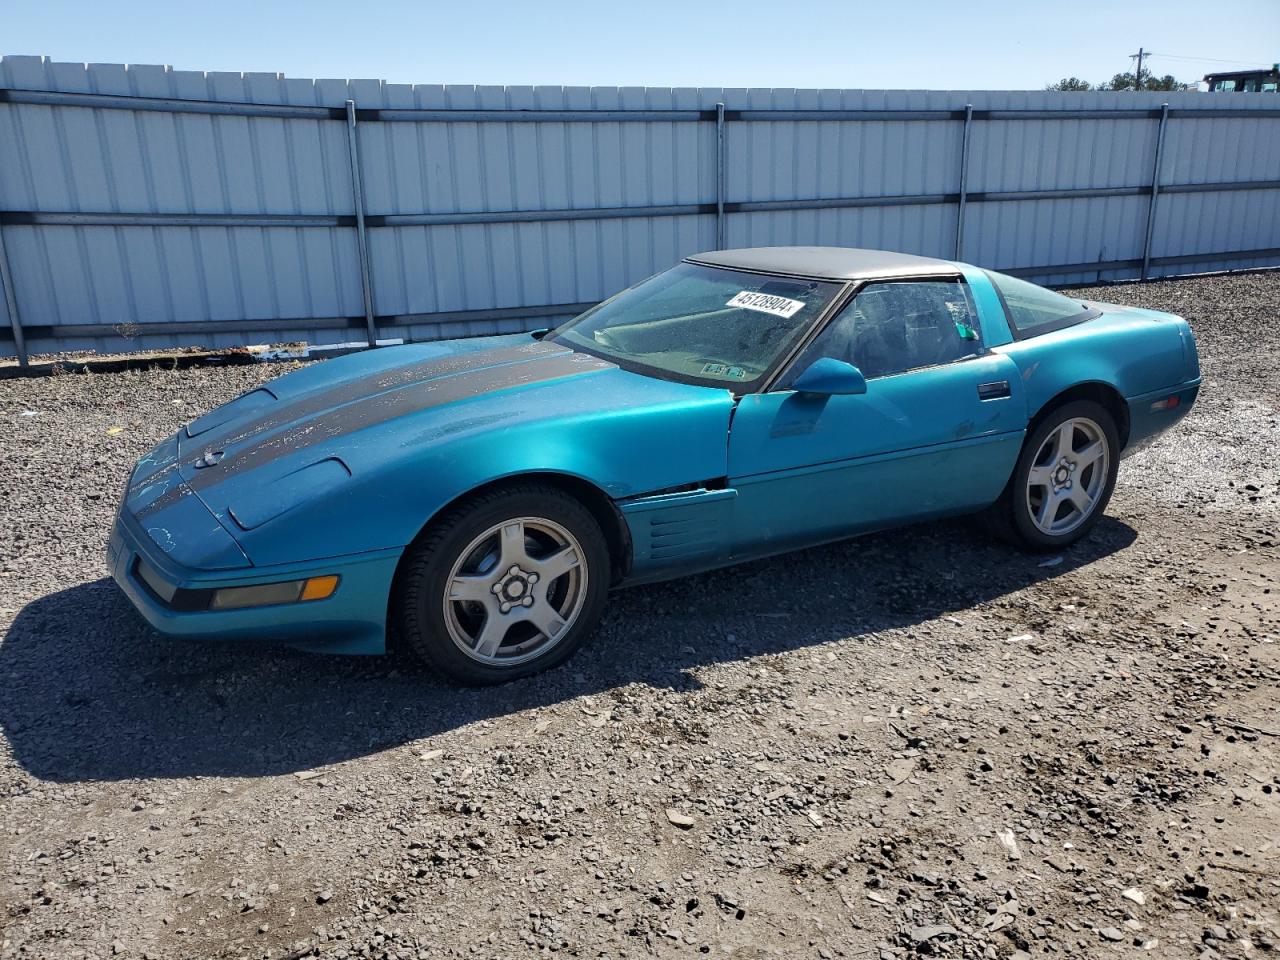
[977,380,1011,400]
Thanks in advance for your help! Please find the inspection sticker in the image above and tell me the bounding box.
[726,290,805,319]
[702,362,747,379]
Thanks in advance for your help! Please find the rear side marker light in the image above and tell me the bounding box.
[1150,395,1180,412]
[209,575,340,611]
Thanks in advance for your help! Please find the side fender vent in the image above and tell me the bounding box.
[648,512,720,562]
[619,487,735,574]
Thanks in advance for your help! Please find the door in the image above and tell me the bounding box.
[727,277,1027,559]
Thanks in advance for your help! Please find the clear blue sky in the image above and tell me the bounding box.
[4,0,1278,90]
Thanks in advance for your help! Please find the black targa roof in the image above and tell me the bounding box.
[686,246,959,282]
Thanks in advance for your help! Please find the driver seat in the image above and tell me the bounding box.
[848,290,906,380]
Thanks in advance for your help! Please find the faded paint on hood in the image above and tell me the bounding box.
[165,335,735,567]
[123,436,251,571]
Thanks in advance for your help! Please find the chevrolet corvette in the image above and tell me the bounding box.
[110,247,1201,683]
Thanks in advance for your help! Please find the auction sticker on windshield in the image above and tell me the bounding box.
[726,290,805,319]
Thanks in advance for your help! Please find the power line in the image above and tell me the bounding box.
[1146,53,1271,67]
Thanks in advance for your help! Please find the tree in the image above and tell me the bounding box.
[1099,69,1184,91]
[1045,68,1186,92]
[1046,77,1093,91]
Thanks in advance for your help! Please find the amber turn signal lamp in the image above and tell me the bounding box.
[301,575,340,601]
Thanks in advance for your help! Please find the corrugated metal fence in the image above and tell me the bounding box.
[2,55,1279,364]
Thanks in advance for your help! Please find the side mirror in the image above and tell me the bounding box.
[791,357,868,396]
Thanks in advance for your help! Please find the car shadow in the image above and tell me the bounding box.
[0,516,1137,782]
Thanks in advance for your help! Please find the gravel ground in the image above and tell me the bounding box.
[2,272,1278,960]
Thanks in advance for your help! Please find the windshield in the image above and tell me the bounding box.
[551,263,844,388]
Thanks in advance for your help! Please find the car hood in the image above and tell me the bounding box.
[176,338,608,491]
[164,335,735,566]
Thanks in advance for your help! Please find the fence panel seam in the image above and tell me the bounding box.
[1142,103,1171,281]
[344,99,378,348]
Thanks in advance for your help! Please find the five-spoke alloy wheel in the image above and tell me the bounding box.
[396,484,610,685]
[442,517,589,666]
[999,399,1120,550]
[1025,416,1110,537]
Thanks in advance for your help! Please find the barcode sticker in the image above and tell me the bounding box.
[726,291,805,319]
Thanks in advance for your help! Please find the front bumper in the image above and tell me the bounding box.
[108,508,399,655]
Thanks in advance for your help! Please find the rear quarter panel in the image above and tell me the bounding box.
[994,307,1193,419]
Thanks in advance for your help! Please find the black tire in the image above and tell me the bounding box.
[395,483,611,685]
[989,399,1120,551]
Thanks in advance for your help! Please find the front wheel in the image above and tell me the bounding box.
[997,400,1120,551]
[396,484,611,685]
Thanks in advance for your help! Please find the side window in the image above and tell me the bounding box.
[789,279,981,382]
[983,270,1093,337]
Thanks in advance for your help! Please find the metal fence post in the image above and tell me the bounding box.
[954,104,974,260]
[345,99,379,348]
[0,226,27,367]
[715,102,726,250]
[1141,103,1170,281]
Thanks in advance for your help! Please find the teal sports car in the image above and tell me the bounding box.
[110,247,1201,684]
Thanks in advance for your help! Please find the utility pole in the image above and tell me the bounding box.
[1130,47,1146,89]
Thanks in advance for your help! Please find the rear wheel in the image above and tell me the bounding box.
[995,400,1119,551]
[396,484,611,685]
